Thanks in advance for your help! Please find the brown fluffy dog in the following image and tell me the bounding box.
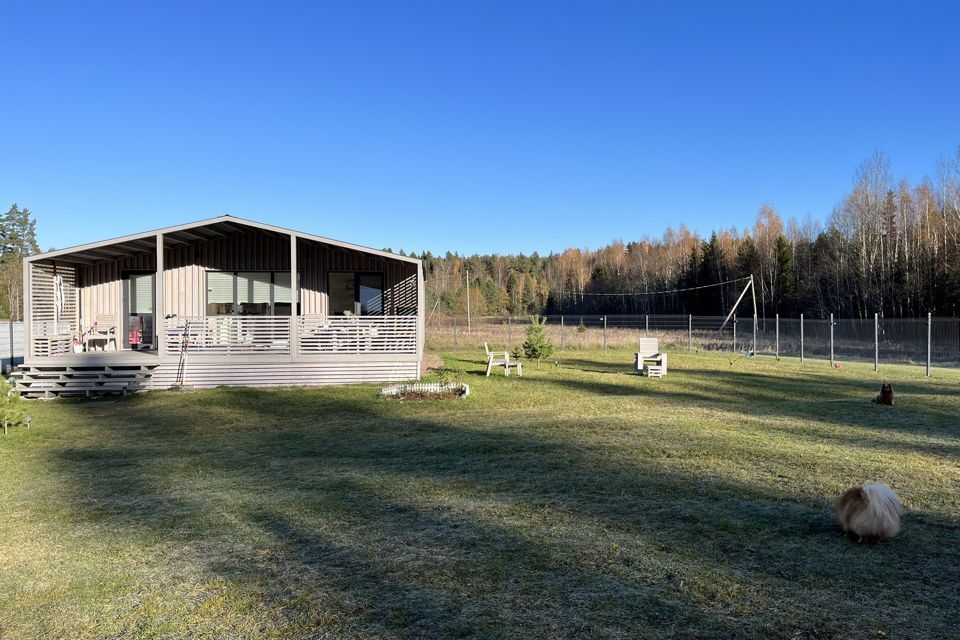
[873,383,894,406]
[836,482,903,542]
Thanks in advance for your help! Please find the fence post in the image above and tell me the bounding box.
[829,313,834,367]
[688,314,692,352]
[508,315,512,351]
[603,315,607,351]
[733,314,737,352]
[561,315,565,350]
[874,313,879,372]
[800,313,804,363]
[926,312,931,377]
[7,321,13,373]
[775,314,779,360]
[645,314,649,338]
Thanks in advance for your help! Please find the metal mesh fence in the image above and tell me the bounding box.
[427,313,960,372]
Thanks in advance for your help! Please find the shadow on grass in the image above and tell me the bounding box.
[48,383,960,639]
[537,359,960,455]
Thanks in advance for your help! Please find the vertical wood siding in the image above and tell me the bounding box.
[72,230,419,321]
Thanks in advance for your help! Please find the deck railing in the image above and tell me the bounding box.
[164,316,292,356]
[30,320,79,357]
[298,315,418,354]
[164,315,418,356]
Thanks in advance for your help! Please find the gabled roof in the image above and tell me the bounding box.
[27,215,421,265]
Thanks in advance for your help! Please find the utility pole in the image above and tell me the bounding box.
[465,269,471,334]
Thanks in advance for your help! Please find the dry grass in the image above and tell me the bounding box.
[1,350,958,638]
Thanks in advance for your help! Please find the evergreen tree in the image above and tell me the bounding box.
[522,277,538,313]
[506,272,522,316]
[522,315,554,367]
[0,204,40,319]
[774,236,797,313]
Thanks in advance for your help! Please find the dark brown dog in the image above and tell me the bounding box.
[873,383,894,406]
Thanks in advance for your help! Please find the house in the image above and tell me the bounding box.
[16,215,424,397]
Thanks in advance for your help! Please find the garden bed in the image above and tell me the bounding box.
[380,381,469,400]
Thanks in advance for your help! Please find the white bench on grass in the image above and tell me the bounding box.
[635,338,667,377]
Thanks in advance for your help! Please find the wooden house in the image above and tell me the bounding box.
[16,216,424,396]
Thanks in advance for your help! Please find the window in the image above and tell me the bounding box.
[206,271,300,316]
[328,272,384,315]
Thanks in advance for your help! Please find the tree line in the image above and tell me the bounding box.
[4,147,959,321]
[420,149,960,319]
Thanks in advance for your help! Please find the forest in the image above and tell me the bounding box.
[4,150,959,322]
[420,149,960,319]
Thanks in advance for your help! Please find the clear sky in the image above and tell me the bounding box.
[2,1,958,256]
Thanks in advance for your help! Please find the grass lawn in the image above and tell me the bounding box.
[1,350,959,639]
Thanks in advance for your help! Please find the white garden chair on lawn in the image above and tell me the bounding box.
[484,342,516,376]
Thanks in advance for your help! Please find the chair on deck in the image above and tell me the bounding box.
[634,338,667,377]
[84,314,119,352]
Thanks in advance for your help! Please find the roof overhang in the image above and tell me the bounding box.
[26,215,421,266]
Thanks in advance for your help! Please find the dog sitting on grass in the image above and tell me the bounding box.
[836,482,903,543]
[873,383,894,406]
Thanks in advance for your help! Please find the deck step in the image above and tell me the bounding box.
[13,363,156,398]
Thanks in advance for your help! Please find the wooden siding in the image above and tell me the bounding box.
[146,360,419,389]
[73,230,419,320]
[297,238,418,315]
[78,252,156,322]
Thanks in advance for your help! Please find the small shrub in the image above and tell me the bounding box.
[0,378,26,434]
[523,315,555,367]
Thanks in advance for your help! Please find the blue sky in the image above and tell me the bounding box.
[2,1,958,256]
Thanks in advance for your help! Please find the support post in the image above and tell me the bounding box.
[290,234,300,360]
[800,313,804,363]
[645,314,649,337]
[874,313,879,372]
[560,315,565,350]
[603,315,607,351]
[22,261,30,361]
[750,275,757,356]
[465,269,471,334]
[733,314,737,352]
[926,312,932,377]
[775,314,779,360]
[688,314,692,352]
[155,234,165,360]
[829,313,835,367]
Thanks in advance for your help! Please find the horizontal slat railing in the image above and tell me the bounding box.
[299,315,418,355]
[30,320,78,357]
[164,316,292,356]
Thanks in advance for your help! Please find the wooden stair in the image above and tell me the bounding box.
[10,364,157,398]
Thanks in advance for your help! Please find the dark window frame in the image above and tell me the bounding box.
[205,270,300,316]
[327,271,385,316]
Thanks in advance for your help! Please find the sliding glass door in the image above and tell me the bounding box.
[122,272,155,350]
[328,272,384,316]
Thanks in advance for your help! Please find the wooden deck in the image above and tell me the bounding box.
[26,349,160,367]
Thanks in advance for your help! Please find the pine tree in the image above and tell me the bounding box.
[522,315,554,367]
[0,204,40,319]
[0,377,25,434]
[774,236,797,313]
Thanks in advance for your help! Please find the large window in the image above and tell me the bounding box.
[328,272,384,315]
[207,271,299,316]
